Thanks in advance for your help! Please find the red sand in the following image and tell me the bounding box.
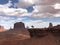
[0,33,58,45]
[24,34,57,45]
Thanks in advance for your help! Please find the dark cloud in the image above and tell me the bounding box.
[56,0,60,3]
[33,5,60,14]
[40,6,60,14]
[30,5,60,18]
[35,0,58,5]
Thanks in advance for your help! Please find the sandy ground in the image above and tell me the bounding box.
[24,34,57,45]
[0,33,58,45]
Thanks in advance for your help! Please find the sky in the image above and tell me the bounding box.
[0,0,60,29]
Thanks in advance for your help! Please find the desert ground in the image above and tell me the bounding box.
[0,32,60,45]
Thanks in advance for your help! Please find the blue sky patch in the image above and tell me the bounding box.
[0,0,8,4]
[11,0,18,3]
[26,6,34,12]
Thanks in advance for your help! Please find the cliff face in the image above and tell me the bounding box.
[14,22,25,29]
[13,22,30,36]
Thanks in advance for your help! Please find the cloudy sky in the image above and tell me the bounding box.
[0,0,60,29]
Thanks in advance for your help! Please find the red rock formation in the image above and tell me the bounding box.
[14,22,25,29]
[0,26,5,32]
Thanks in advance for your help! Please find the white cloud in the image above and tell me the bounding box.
[14,0,57,8]
[0,4,28,16]
[5,0,12,7]
[53,22,60,26]
[24,20,60,28]
[0,0,60,29]
[0,0,28,16]
[53,3,60,9]
[0,15,60,29]
[0,16,26,29]
[53,11,60,17]
[25,4,60,18]
[24,0,34,4]
[14,0,34,8]
[24,20,49,28]
[4,8,27,15]
[0,0,60,18]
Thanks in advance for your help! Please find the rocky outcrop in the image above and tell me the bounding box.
[14,22,25,29]
[13,22,30,36]
[0,26,5,32]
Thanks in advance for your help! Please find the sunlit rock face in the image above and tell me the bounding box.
[0,26,5,32]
